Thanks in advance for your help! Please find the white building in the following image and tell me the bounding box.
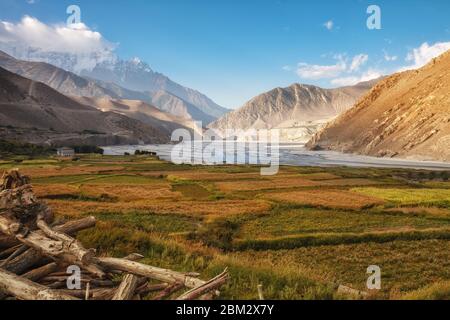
[56,147,75,157]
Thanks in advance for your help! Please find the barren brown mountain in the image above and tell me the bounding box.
[0,50,118,98]
[0,67,168,146]
[0,50,223,124]
[72,97,199,136]
[307,50,450,162]
[209,79,379,142]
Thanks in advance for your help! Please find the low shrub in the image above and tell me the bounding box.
[188,219,239,251]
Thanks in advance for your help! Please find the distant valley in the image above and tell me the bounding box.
[0,46,449,164]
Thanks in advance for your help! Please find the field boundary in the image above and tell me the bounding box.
[234,228,450,251]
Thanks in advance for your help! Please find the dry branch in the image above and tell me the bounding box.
[123,253,145,261]
[0,216,96,255]
[0,244,22,259]
[110,253,145,300]
[0,235,19,249]
[85,282,90,301]
[54,216,97,235]
[91,288,116,300]
[0,268,78,300]
[177,269,229,300]
[0,169,30,190]
[22,263,59,282]
[112,274,139,300]
[41,277,114,289]
[96,257,206,288]
[136,283,168,297]
[0,245,28,268]
[0,215,103,278]
[50,288,115,300]
[154,282,185,300]
[3,248,44,275]
[1,217,101,276]
[36,217,96,264]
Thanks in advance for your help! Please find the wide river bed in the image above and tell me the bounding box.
[102,143,450,171]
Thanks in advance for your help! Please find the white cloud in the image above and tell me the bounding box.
[296,59,346,80]
[282,65,292,71]
[290,40,450,88]
[330,69,383,87]
[323,20,334,31]
[400,41,450,71]
[296,53,369,80]
[383,50,398,62]
[349,54,368,72]
[0,16,116,72]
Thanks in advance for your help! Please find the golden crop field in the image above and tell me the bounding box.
[1,155,449,300]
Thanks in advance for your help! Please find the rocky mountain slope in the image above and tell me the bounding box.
[0,66,168,146]
[87,79,215,124]
[73,96,200,136]
[81,58,229,120]
[209,79,378,141]
[0,50,227,124]
[307,50,450,162]
[0,50,119,99]
[148,90,215,124]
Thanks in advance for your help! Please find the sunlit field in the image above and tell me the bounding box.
[2,155,449,300]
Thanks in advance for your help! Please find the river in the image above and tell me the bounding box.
[101,143,450,171]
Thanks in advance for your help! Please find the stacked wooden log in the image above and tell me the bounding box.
[0,169,229,300]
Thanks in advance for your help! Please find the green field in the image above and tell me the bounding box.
[2,155,450,300]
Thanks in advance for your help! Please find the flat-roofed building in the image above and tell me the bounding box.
[56,147,75,157]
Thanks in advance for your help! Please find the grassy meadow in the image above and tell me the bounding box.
[1,155,449,300]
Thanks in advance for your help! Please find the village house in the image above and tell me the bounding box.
[56,147,75,157]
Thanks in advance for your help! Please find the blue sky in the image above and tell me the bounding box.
[0,0,449,109]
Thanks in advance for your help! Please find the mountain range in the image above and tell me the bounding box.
[0,66,168,146]
[0,49,228,124]
[0,48,380,146]
[209,79,379,142]
[82,58,229,120]
[0,45,448,162]
[307,50,450,162]
[0,50,118,99]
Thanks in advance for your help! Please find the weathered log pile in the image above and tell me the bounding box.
[0,169,229,300]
